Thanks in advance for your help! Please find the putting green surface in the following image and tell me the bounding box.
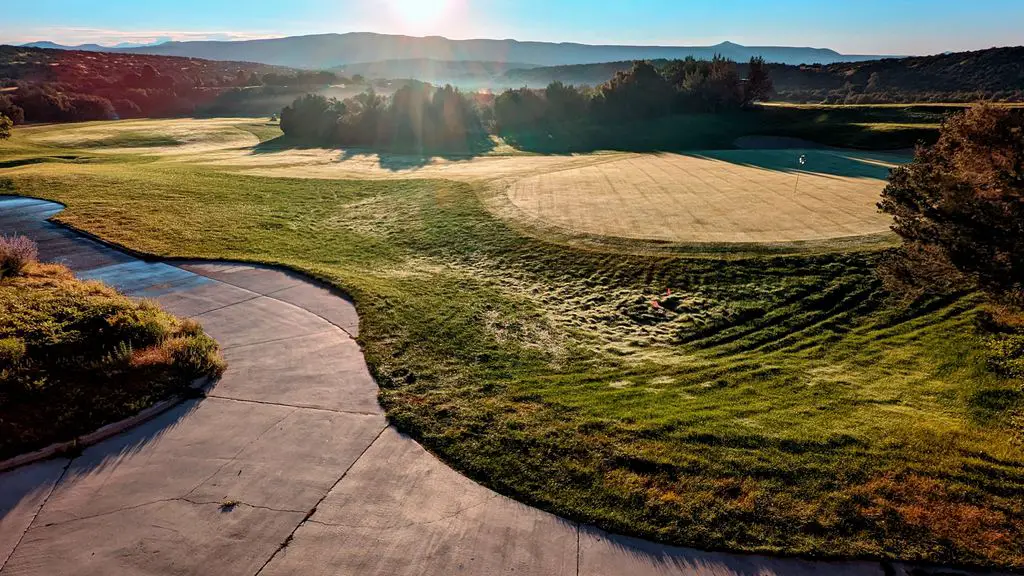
[504,150,902,244]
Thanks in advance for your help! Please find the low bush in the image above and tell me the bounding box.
[0,235,38,279]
[0,260,226,458]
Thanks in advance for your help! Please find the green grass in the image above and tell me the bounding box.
[0,260,225,459]
[1,123,1022,568]
[231,120,284,143]
[57,132,185,149]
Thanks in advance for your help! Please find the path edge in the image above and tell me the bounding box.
[0,377,211,474]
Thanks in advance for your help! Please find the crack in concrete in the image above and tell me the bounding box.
[302,493,502,531]
[34,497,181,530]
[24,496,307,533]
[0,458,71,572]
[215,328,341,352]
[205,394,382,417]
[576,523,581,576]
[176,497,306,515]
[177,265,358,341]
[253,424,388,576]
[183,407,299,500]
[185,292,263,320]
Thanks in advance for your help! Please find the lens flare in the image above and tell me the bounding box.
[385,0,460,34]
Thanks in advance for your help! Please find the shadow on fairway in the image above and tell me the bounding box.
[685,149,908,181]
[250,133,497,172]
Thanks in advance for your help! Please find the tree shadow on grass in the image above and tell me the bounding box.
[499,108,939,155]
[250,132,498,172]
[684,149,909,181]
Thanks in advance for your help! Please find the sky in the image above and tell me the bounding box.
[1,0,1022,55]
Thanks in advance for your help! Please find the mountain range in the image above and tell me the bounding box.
[19,32,890,68]
[22,40,167,51]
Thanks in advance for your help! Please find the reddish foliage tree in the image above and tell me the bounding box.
[879,104,1024,305]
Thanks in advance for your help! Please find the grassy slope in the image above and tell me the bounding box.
[1,124,1022,568]
[0,262,225,459]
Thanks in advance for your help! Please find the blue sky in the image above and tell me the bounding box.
[2,0,1021,55]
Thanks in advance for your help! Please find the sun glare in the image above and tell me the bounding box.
[385,0,460,34]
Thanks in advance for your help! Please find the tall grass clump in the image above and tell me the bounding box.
[0,235,38,278]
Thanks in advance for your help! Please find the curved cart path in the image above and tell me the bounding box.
[0,196,998,576]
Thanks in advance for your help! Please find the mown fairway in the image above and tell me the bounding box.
[2,119,1022,568]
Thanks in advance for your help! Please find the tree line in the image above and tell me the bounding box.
[493,57,771,131]
[504,47,1024,105]
[279,57,773,147]
[280,82,487,151]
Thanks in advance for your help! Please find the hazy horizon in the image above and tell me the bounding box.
[3,0,1023,56]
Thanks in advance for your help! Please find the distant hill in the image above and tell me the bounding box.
[1,45,294,87]
[334,59,539,86]
[0,45,302,121]
[22,40,165,51]
[27,32,889,68]
[502,46,1024,103]
[768,46,1024,103]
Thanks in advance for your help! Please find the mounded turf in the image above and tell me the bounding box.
[2,119,1022,569]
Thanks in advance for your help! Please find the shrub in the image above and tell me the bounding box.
[985,333,1024,378]
[0,337,26,366]
[107,302,176,349]
[165,333,226,379]
[0,235,38,278]
[0,95,24,125]
[879,105,1024,305]
[0,262,226,458]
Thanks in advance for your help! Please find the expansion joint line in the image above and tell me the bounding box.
[0,458,73,572]
[253,424,388,576]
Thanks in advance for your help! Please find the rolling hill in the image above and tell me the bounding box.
[0,45,303,121]
[25,32,888,68]
[501,46,1024,103]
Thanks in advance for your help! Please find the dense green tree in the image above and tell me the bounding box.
[280,84,482,151]
[592,61,674,121]
[0,114,11,140]
[280,93,337,140]
[879,105,1024,304]
[743,56,773,105]
[543,81,588,124]
[0,95,23,124]
[493,87,547,130]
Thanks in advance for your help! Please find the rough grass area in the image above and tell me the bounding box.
[0,260,225,459]
[2,120,1023,568]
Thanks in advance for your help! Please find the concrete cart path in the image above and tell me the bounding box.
[0,197,994,576]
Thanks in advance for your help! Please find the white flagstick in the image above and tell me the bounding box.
[793,154,807,194]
